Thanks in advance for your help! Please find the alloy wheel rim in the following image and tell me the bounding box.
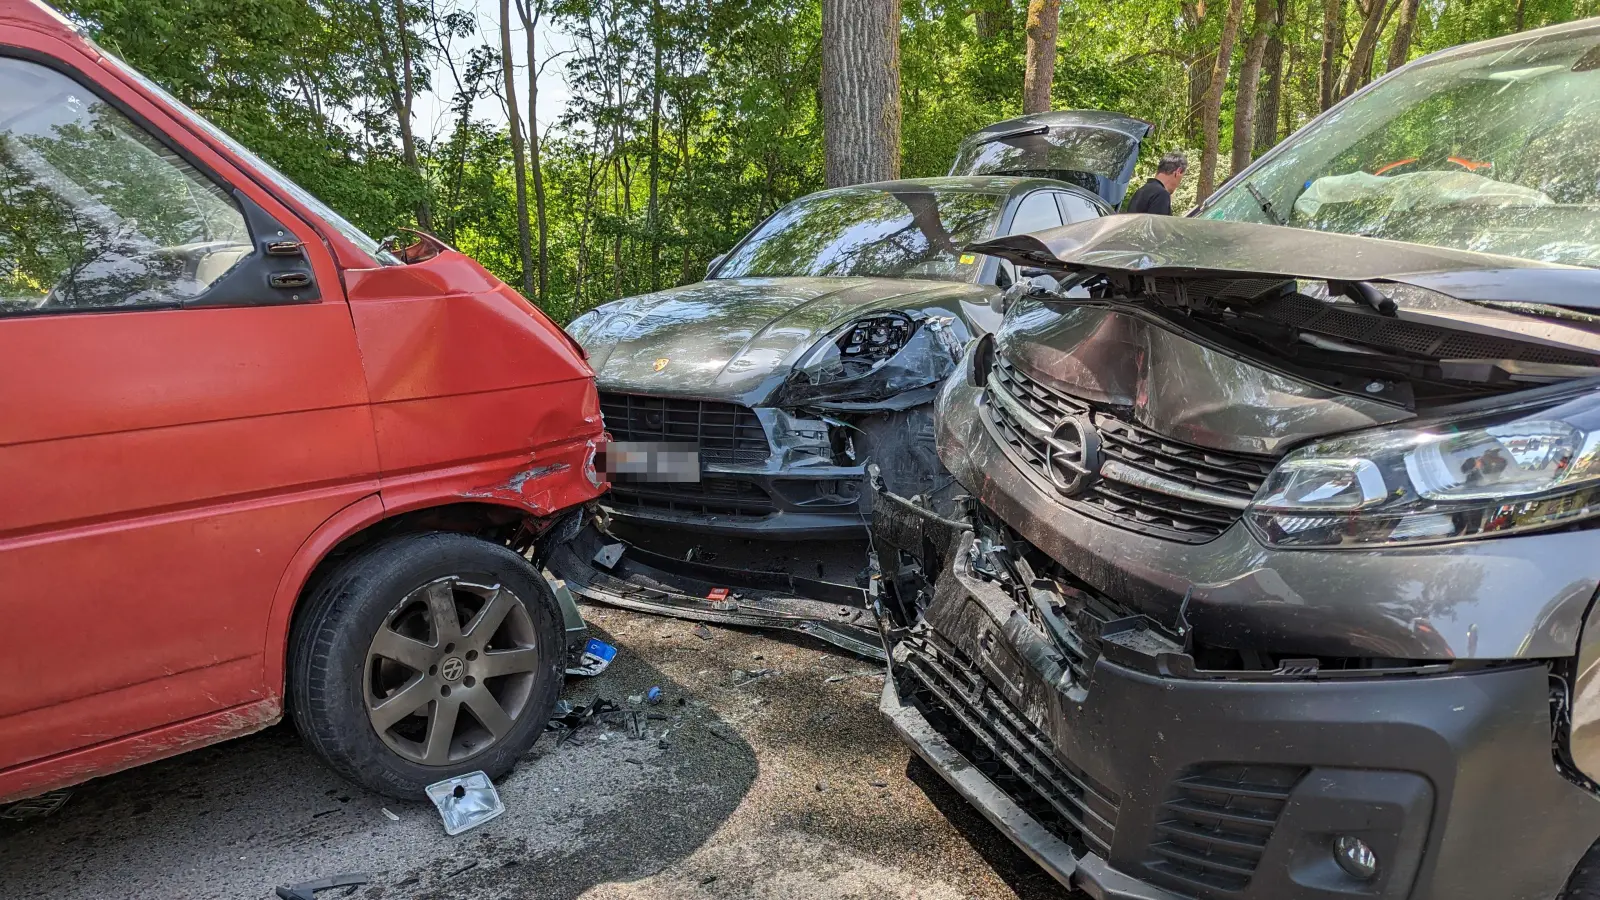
[364,576,540,765]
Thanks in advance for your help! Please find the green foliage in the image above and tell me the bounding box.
[53,0,1598,320]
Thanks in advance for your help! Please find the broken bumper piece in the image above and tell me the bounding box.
[547,520,885,661]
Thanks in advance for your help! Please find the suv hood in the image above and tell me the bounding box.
[972,213,1600,310]
[568,276,992,403]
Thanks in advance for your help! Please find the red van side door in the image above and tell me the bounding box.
[0,47,379,773]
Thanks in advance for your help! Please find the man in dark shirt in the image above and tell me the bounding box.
[1126,152,1187,215]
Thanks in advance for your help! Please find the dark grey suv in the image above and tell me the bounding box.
[874,18,1600,900]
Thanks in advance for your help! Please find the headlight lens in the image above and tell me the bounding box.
[794,313,916,385]
[1249,392,1600,547]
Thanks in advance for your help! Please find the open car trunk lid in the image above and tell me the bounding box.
[949,111,1151,208]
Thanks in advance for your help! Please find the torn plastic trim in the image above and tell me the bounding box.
[547,518,885,662]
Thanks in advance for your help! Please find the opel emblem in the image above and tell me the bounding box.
[1044,416,1102,496]
[653,357,670,372]
[440,656,465,682]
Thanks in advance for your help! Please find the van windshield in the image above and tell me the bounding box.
[96,48,402,266]
[1201,25,1600,269]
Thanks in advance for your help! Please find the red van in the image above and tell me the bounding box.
[0,0,607,802]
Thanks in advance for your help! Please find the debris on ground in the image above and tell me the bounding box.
[274,873,370,900]
[646,686,663,704]
[546,697,622,741]
[0,789,72,821]
[823,669,883,684]
[380,808,400,822]
[425,771,505,836]
[693,623,714,641]
[564,637,618,677]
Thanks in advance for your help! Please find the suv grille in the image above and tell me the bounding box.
[608,477,775,519]
[1147,764,1304,895]
[986,359,1276,542]
[899,633,1119,858]
[600,392,770,466]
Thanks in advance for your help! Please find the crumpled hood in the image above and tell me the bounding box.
[970,213,1600,310]
[996,302,1410,455]
[569,276,992,401]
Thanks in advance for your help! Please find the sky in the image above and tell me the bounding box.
[410,0,576,143]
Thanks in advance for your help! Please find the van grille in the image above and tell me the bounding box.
[1147,763,1304,895]
[600,392,770,466]
[899,634,1119,858]
[986,359,1276,542]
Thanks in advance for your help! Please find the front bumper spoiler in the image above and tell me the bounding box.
[880,673,1183,900]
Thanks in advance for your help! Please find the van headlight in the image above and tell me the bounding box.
[1248,392,1600,547]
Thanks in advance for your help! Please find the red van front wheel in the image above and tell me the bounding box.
[288,532,565,798]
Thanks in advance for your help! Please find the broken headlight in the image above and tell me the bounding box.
[1249,392,1600,547]
[793,313,917,386]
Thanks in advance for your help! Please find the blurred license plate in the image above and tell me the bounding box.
[604,441,700,482]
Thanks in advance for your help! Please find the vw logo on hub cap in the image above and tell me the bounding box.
[1044,416,1103,496]
[440,657,465,682]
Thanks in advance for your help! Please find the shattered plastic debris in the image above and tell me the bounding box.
[381,807,401,822]
[425,771,505,836]
[274,873,369,900]
[646,686,663,704]
[565,637,618,677]
[545,697,653,742]
[693,623,714,641]
[0,789,71,821]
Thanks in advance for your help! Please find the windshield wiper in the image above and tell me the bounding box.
[1245,181,1286,226]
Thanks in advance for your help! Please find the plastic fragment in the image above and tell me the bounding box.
[566,638,618,677]
[425,771,504,836]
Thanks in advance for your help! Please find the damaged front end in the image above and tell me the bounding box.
[872,210,1600,896]
[550,289,980,655]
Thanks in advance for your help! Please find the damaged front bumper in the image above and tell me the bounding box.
[547,512,885,660]
[873,494,1600,900]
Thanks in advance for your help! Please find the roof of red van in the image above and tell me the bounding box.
[0,1,82,36]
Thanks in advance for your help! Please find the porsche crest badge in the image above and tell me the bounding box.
[653,357,670,372]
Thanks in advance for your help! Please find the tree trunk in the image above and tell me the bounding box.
[1198,0,1246,202]
[1255,0,1288,155]
[369,0,431,229]
[1319,0,1342,111]
[516,0,549,304]
[499,0,535,298]
[1386,0,1419,71]
[1022,0,1061,114]
[648,0,663,290]
[1339,0,1395,98]
[1231,0,1273,176]
[1182,1,1207,146]
[821,0,902,188]
[973,0,1013,43]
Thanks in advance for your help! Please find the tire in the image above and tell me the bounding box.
[1562,838,1600,900]
[288,532,565,798]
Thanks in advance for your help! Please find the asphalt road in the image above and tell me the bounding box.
[0,544,1073,900]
